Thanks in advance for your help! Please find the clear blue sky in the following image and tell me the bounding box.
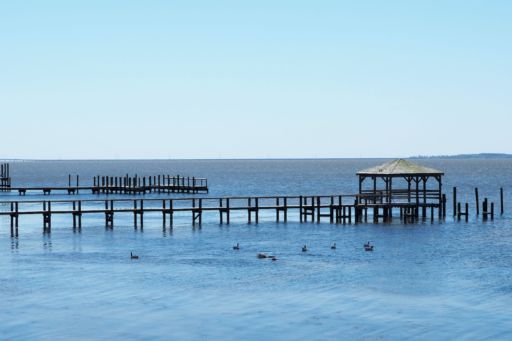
[1,1,511,159]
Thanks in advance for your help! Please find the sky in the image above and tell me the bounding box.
[1,0,511,159]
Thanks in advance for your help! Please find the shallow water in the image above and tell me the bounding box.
[1,159,511,340]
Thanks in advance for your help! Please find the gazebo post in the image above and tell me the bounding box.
[373,176,377,203]
[407,177,411,203]
[358,175,364,204]
[388,176,393,218]
[438,175,443,218]
[422,176,428,218]
[415,177,420,218]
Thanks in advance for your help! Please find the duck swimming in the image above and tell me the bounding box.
[331,243,336,250]
[364,242,374,251]
[130,252,139,259]
[302,245,308,252]
[233,243,240,250]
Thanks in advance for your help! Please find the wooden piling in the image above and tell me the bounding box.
[226,198,230,224]
[255,198,259,223]
[442,194,447,218]
[453,187,457,216]
[500,188,504,215]
[299,196,303,223]
[248,198,252,224]
[475,188,480,215]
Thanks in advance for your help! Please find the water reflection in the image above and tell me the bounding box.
[162,227,173,237]
[43,235,52,251]
[10,237,18,251]
[72,233,82,252]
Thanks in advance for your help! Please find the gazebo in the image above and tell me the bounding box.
[356,159,444,220]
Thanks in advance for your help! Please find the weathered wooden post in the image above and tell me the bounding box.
[500,188,504,215]
[72,201,77,228]
[299,195,303,223]
[442,194,447,218]
[248,198,252,224]
[78,201,82,228]
[475,188,480,215]
[198,198,203,225]
[133,200,138,228]
[140,199,144,228]
[275,197,280,222]
[192,198,196,226]
[316,196,321,223]
[483,198,488,221]
[453,187,457,216]
[329,197,334,224]
[162,200,166,227]
[255,197,259,223]
[169,199,174,228]
[219,198,224,224]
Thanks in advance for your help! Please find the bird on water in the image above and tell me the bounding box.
[233,243,240,250]
[302,245,308,252]
[130,252,139,259]
[331,243,336,250]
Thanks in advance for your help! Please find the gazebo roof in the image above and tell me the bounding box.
[357,159,444,176]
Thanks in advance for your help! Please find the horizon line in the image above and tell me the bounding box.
[1,153,511,162]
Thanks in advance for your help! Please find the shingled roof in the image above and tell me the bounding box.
[357,159,444,176]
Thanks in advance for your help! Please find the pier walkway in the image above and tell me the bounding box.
[1,194,446,235]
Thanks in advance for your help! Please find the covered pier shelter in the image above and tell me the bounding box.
[356,159,444,221]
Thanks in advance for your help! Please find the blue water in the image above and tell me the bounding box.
[1,159,511,340]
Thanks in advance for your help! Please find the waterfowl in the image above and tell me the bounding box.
[130,252,139,259]
[233,243,240,250]
[364,244,374,251]
[331,243,336,250]
[302,245,308,252]
[257,253,268,259]
[271,256,277,261]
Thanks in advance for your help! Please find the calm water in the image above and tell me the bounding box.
[1,159,511,340]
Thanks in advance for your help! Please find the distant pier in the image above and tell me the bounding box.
[3,174,208,196]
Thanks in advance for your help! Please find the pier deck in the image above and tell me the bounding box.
[1,194,445,235]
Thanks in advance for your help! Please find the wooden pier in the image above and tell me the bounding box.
[0,193,448,235]
[6,175,208,196]
[0,159,505,237]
